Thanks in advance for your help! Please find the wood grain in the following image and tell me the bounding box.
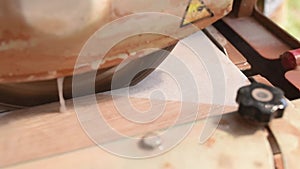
[285,69,300,90]
[269,99,300,169]
[2,107,274,169]
[251,75,273,86]
[223,16,291,60]
[0,96,236,168]
[204,26,251,71]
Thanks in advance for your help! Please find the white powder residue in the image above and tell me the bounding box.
[57,77,67,113]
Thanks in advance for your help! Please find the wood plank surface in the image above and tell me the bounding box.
[0,96,237,167]
[285,69,300,90]
[2,111,274,169]
[223,17,291,60]
[204,25,251,71]
[269,99,300,169]
[251,75,273,86]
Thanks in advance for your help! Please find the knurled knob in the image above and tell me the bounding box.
[236,83,287,124]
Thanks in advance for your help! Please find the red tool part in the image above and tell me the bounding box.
[281,49,300,70]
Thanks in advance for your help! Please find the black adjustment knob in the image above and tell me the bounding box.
[236,83,287,124]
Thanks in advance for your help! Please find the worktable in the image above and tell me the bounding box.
[0,31,299,169]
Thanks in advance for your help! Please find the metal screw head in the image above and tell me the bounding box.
[139,133,163,151]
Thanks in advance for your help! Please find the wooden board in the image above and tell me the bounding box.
[4,99,300,169]
[0,97,236,167]
[223,16,291,60]
[2,113,274,169]
[285,69,300,90]
[204,26,251,71]
[251,75,273,86]
[269,99,300,169]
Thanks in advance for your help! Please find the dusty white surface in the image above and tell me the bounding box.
[107,31,249,107]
